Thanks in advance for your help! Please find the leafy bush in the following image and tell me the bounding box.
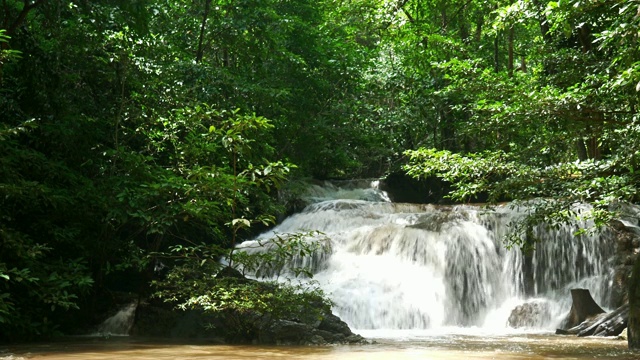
[151,231,332,342]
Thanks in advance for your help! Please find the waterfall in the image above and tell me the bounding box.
[238,181,615,332]
[94,302,138,336]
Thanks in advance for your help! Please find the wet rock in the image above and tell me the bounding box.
[131,281,365,345]
[259,320,315,345]
[131,300,220,340]
[612,220,640,306]
[619,328,628,340]
[508,300,552,328]
[256,313,366,345]
[318,313,353,336]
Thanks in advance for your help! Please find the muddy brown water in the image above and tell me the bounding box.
[2,331,637,360]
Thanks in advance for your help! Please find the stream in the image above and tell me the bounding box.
[2,331,636,359]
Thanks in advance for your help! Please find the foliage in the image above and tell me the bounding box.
[1,0,302,339]
[400,0,640,251]
[0,120,96,339]
[231,230,331,278]
[0,29,20,66]
[151,231,332,341]
[404,147,636,246]
[2,0,640,343]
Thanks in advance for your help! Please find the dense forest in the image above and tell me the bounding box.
[1,0,640,347]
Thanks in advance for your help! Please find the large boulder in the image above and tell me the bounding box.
[131,269,367,345]
[257,315,365,345]
[131,299,366,345]
[251,303,366,345]
[508,300,552,328]
[131,301,221,340]
[611,218,640,307]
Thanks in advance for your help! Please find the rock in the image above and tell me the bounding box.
[131,300,220,340]
[256,312,367,345]
[612,215,640,306]
[308,334,328,345]
[259,320,315,345]
[508,300,552,328]
[619,328,628,340]
[215,266,245,279]
[344,334,367,343]
[318,313,353,336]
[131,276,366,345]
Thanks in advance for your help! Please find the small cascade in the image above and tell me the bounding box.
[300,179,391,204]
[238,183,616,333]
[94,302,137,336]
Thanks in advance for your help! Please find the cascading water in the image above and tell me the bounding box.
[93,302,138,336]
[238,181,616,333]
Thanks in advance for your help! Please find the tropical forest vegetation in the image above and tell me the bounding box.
[1,0,640,348]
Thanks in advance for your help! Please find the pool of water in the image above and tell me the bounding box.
[2,330,637,360]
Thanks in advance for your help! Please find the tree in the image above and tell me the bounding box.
[402,0,640,349]
[0,0,365,339]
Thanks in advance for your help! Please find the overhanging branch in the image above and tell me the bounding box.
[7,0,47,36]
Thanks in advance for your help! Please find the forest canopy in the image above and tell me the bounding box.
[1,0,639,341]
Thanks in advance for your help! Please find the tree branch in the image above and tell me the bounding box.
[441,0,474,33]
[7,0,47,36]
[397,0,414,23]
[381,0,412,30]
[3,0,10,30]
[195,0,212,63]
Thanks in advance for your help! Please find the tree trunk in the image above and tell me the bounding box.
[493,33,499,73]
[629,257,640,349]
[507,26,514,77]
[556,289,628,338]
[531,0,552,44]
[584,304,628,337]
[561,288,606,329]
[557,303,628,337]
[195,0,212,63]
[519,54,527,73]
[578,23,592,53]
[576,139,588,161]
[586,136,600,160]
[474,20,482,43]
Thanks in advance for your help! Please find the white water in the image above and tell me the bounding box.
[238,181,616,333]
[93,302,138,336]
